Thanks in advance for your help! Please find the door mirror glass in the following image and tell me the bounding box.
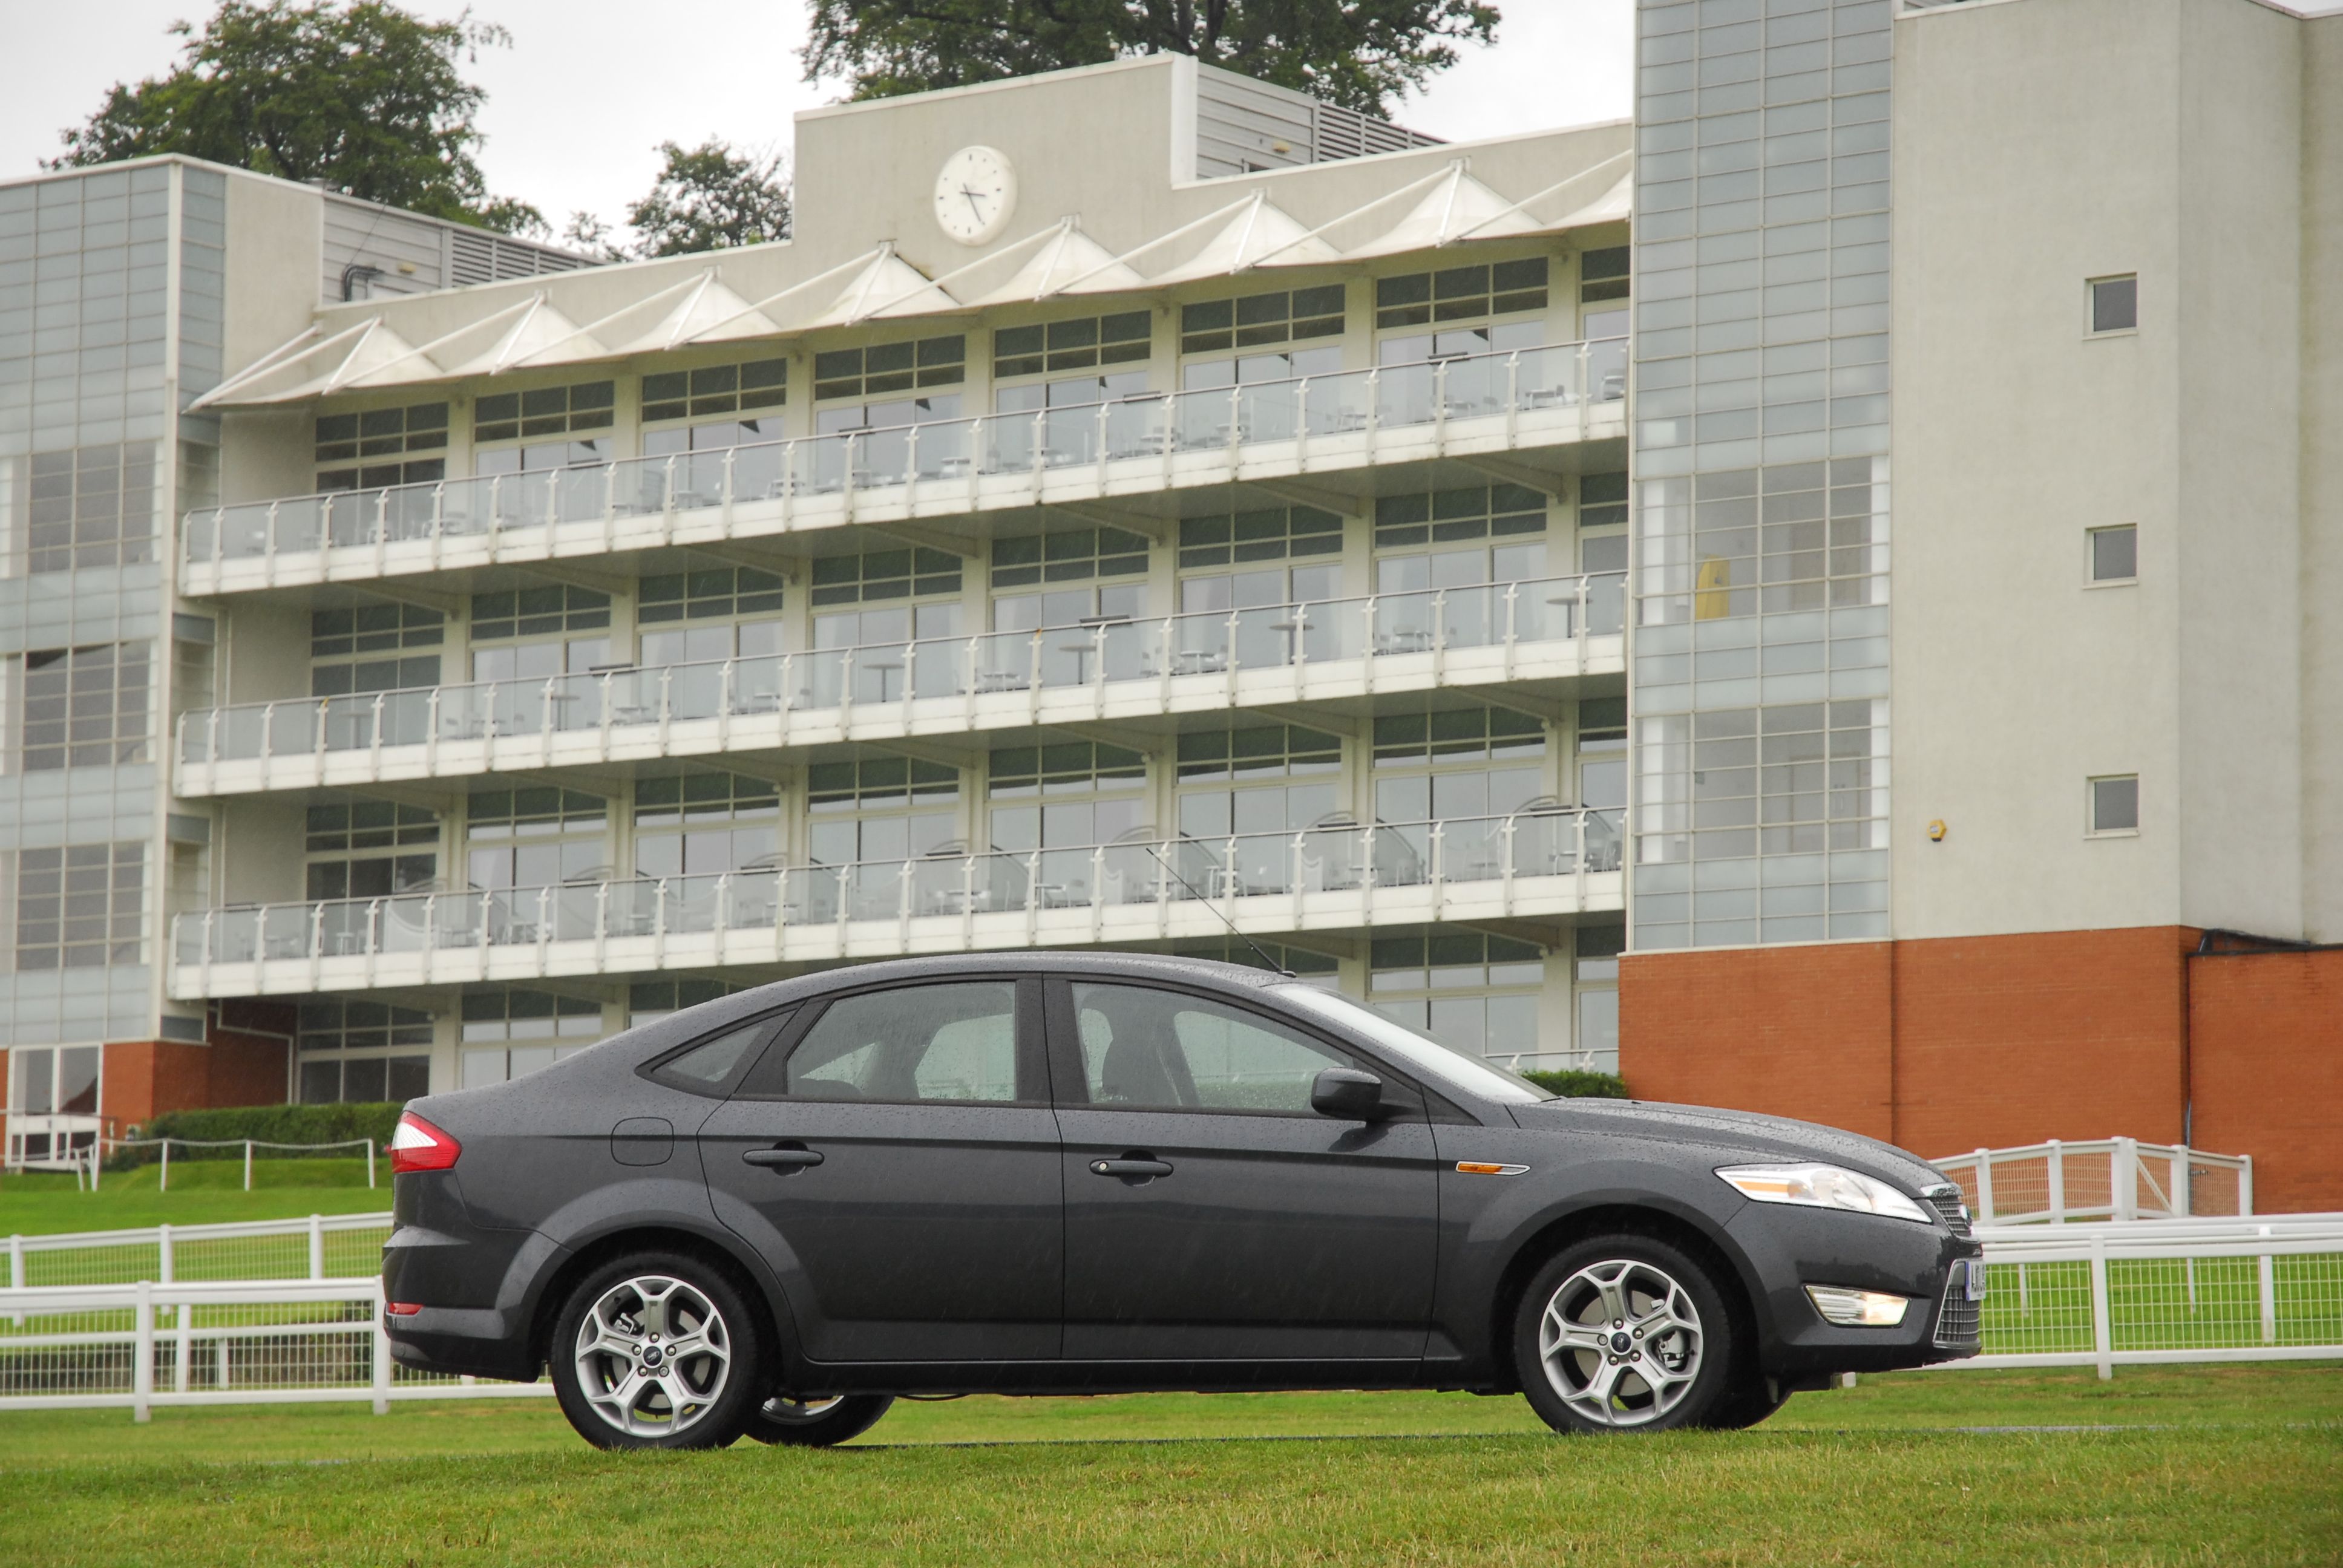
[1309,1067,1386,1121]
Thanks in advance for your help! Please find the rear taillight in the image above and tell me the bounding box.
[388,1111,460,1174]
[384,1301,423,1316]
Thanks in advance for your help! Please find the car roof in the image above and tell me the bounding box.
[616,951,1287,1058]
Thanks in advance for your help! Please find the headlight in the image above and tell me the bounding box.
[1716,1163,1933,1223]
[1805,1285,1910,1327]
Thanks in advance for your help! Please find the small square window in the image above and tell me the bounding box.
[2089,775,2139,835]
[2089,524,2137,584]
[2091,275,2137,334]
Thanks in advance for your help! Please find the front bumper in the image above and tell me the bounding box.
[1725,1202,1985,1376]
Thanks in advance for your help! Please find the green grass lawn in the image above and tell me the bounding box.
[0,1161,389,1237]
[0,1367,2335,1565]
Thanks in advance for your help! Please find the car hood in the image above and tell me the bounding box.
[1510,1097,1950,1192]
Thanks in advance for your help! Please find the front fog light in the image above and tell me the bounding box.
[1806,1285,1910,1327]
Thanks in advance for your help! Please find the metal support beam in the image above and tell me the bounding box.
[1250,477,1364,517]
[857,737,985,771]
[1476,690,1573,725]
[1457,455,1564,497]
[350,581,462,618]
[1054,719,1170,755]
[1049,500,1174,543]
[519,561,634,597]
[866,521,984,560]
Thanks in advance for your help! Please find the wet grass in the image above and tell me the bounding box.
[0,1163,388,1236]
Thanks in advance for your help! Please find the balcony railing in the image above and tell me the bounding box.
[178,340,1628,575]
[171,809,1625,975]
[176,575,1626,773]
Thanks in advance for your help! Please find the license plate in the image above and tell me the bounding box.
[1964,1259,1988,1301]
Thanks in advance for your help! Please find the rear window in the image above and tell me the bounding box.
[643,1012,790,1096]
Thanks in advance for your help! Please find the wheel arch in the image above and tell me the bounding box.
[526,1223,798,1385]
[1483,1201,1766,1394]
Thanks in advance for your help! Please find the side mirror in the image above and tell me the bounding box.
[1310,1067,1386,1122]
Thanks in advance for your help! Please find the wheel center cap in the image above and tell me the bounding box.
[1610,1331,1633,1354]
[641,1345,664,1368]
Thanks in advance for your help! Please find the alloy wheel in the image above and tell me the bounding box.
[1536,1258,1705,1428]
[572,1273,735,1439]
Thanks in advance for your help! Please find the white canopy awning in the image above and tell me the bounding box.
[615,273,782,353]
[1532,170,1632,234]
[1342,166,1547,259]
[967,223,1146,305]
[444,294,604,377]
[1149,192,1342,284]
[798,247,960,329]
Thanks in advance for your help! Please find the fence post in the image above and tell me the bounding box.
[160,1137,169,1194]
[2257,1224,2278,1345]
[2115,1137,2138,1222]
[2174,1144,2192,1218]
[7,1233,21,1327]
[174,1301,194,1396]
[1973,1149,1993,1223]
[367,1140,376,1190]
[309,1214,326,1281]
[158,1223,173,1285]
[372,1280,393,1416]
[2048,1140,2065,1223]
[2239,1155,2254,1217]
[243,1139,254,1192]
[2088,1233,2114,1381]
[134,1279,156,1423]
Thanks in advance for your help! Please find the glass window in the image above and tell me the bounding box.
[648,1016,779,1094]
[1179,286,1344,356]
[460,990,606,1086]
[805,756,960,870]
[1580,247,1630,303]
[1375,258,1547,330]
[315,402,447,492]
[988,742,1150,897]
[634,771,781,878]
[2089,524,2137,584]
[809,549,963,654]
[13,843,142,970]
[989,527,1149,631]
[19,442,159,573]
[469,586,611,682]
[641,358,786,424]
[1070,981,1354,1113]
[629,979,742,1027]
[638,566,786,665]
[18,641,149,769]
[765,981,1022,1103]
[1368,930,1545,1063]
[474,382,614,446]
[1369,704,1546,828]
[310,603,443,696]
[465,788,609,889]
[2090,275,2137,335]
[2089,775,2140,835]
[995,312,1150,379]
[813,335,965,403]
[306,800,437,900]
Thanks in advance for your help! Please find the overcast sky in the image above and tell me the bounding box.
[0,0,1634,234]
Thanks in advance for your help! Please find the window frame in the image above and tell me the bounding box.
[2088,274,2138,337]
[729,975,1049,1106]
[2086,524,2138,587]
[2087,774,2140,838]
[1041,973,1433,1120]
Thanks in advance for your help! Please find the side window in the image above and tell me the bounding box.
[772,981,1024,1103]
[1071,982,1354,1114]
[644,1014,787,1096]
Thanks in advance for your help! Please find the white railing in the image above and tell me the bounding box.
[0,1277,545,1417]
[1933,1137,2252,1224]
[8,1214,2338,1417]
[1956,1214,2343,1379]
[7,1214,393,1293]
[40,1136,379,1192]
[169,807,1625,973]
[175,576,1625,776]
[179,339,1629,577]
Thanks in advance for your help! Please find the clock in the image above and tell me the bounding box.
[933,146,1017,246]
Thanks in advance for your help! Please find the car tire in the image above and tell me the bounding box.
[549,1251,764,1450]
[1511,1233,1740,1434]
[743,1393,896,1447]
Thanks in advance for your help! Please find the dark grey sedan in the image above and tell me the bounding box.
[382,952,1984,1449]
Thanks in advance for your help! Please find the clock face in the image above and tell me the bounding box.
[934,146,1017,246]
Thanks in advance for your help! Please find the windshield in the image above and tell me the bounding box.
[1274,985,1554,1105]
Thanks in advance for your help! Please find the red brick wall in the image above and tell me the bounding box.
[96,1025,289,1134]
[1890,927,2192,1158]
[1619,941,1896,1141]
[1620,925,2343,1210]
[2189,949,2343,1214]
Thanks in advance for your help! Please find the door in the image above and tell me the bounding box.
[1050,978,1440,1363]
[699,976,1063,1364]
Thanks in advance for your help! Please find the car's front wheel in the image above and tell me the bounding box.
[1512,1234,1739,1434]
[743,1393,896,1447]
[549,1252,763,1450]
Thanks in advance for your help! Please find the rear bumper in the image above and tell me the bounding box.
[381,1170,566,1382]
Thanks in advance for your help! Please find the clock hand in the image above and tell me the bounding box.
[962,185,986,223]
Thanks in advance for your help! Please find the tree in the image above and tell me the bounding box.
[802,0,1501,117]
[50,1,543,236]
[622,140,793,258]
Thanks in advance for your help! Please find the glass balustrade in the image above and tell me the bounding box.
[169,809,1615,968]
[176,573,1628,766]
[181,342,1627,572]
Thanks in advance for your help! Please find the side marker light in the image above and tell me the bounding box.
[1454,1161,1530,1176]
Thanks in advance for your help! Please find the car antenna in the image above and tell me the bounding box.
[1145,843,1296,978]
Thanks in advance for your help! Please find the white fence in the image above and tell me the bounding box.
[2,1214,2336,1417]
[39,1136,380,1192]
[1933,1137,2251,1223]
[7,1212,393,1292]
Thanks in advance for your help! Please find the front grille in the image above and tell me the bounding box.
[1933,1264,1982,1348]
[1924,1185,1973,1237]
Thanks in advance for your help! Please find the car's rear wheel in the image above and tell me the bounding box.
[1512,1234,1738,1434]
[743,1393,896,1447]
[549,1252,762,1450]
